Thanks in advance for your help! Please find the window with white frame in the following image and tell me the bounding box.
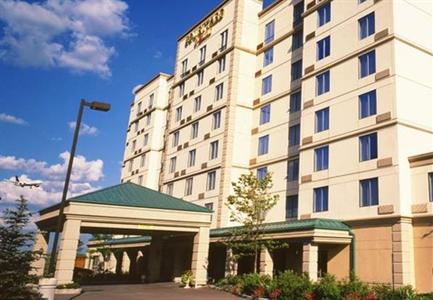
[194,96,202,112]
[210,140,219,160]
[191,122,199,139]
[199,45,206,64]
[207,171,216,190]
[188,149,196,167]
[172,131,180,147]
[218,56,226,73]
[169,157,177,173]
[216,83,224,101]
[185,177,193,196]
[197,70,204,86]
[213,111,221,129]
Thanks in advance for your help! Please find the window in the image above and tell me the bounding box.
[360,178,379,207]
[128,160,133,172]
[315,146,329,171]
[359,90,377,118]
[213,111,221,129]
[289,124,300,146]
[429,173,433,202]
[197,70,204,86]
[258,135,269,155]
[293,1,304,25]
[146,114,151,125]
[134,121,139,132]
[317,36,330,60]
[181,59,188,74]
[262,75,272,95]
[137,102,142,112]
[318,2,331,27]
[264,20,275,44]
[207,171,216,190]
[185,177,193,196]
[199,45,206,64]
[176,106,182,122]
[314,186,328,212]
[138,175,143,185]
[359,0,367,3]
[166,183,173,196]
[287,159,299,181]
[218,55,226,73]
[359,133,378,161]
[194,96,202,112]
[290,91,301,112]
[131,140,136,151]
[359,12,375,39]
[172,131,180,147]
[143,133,149,146]
[216,83,224,101]
[286,195,298,219]
[264,48,274,66]
[140,154,146,167]
[260,104,271,125]
[205,202,214,211]
[220,29,228,50]
[188,149,196,167]
[316,70,330,95]
[291,60,303,81]
[179,83,185,97]
[191,122,199,139]
[315,107,329,132]
[169,157,177,173]
[149,94,154,108]
[359,50,376,78]
[257,167,268,181]
[292,30,303,50]
[210,140,219,159]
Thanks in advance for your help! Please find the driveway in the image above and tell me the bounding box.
[55,282,240,300]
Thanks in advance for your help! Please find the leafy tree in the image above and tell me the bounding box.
[0,196,43,300]
[225,172,284,273]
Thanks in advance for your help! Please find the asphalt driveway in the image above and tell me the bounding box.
[55,282,240,300]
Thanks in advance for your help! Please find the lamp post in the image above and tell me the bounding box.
[47,99,110,276]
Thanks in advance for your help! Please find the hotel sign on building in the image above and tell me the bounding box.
[185,8,224,47]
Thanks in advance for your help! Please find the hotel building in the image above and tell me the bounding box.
[95,0,432,292]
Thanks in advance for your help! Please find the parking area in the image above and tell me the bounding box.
[55,282,240,300]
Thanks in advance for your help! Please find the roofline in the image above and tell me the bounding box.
[258,0,284,17]
[408,151,433,163]
[133,72,173,95]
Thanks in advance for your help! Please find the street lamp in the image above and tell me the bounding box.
[47,99,110,275]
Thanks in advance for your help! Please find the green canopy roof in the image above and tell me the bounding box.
[91,236,152,246]
[40,182,211,214]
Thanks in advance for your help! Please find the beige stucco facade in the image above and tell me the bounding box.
[116,0,432,292]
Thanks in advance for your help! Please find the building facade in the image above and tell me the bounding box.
[120,0,432,292]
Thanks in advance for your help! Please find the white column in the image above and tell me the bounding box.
[121,251,130,274]
[55,219,81,284]
[225,247,238,277]
[191,227,210,287]
[30,231,49,276]
[302,242,318,282]
[259,248,273,277]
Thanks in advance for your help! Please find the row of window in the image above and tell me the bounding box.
[130,133,150,152]
[169,140,220,173]
[136,93,154,113]
[166,170,218,196]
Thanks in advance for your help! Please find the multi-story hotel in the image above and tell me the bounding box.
[33,0,431,293]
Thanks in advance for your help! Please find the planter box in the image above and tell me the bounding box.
[55,288,82,295]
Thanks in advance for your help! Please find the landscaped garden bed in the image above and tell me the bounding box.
[215,271,433,300]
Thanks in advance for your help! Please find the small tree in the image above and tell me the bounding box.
[0,196,43,300]
[225,172,283,273]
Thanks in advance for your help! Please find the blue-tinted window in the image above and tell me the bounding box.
[318,3,331,27]
[315,145,329,171]
[359,133,378,161]
[262,75,272,95]
[359,50,376,78]
[360,178,379,207]
[315,107,329,132]
[359,12,375,39]
[287,159,299,181]
[317,36,331,60]
[260,104,271,125]
[316,71,330,95]
[429,173,433,202]
[290,92,301,112]
[293,1,304,25]
[265,20,275,44]
[258,135,269,155]
[314,186,328,212]
[289,124,300,146]
[359,90,377,118]
[264,47,274,66]
[291,60,303,81]
[257,167,268,181]
[292,30,303,50]
[286,195,298,219]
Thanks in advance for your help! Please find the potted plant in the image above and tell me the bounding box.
[181,270,194,288]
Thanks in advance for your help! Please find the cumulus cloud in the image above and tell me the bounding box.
[0,113,28,125]
[0,0,130,77]
[68,121,99,136]
[153,50,162,59]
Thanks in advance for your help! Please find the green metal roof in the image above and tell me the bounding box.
[209,218,351,237]
[92,236,152,246]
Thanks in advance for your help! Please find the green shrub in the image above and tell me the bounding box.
[339,275,370,299]
[274,270,313,300]
[240,273,271,295]
[56,283,80,289]
[314,274,342,300]
[372,284,418,300]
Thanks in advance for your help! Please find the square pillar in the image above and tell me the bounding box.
[302,242,318,282]
[259,248,273,277]
[30,231,49,277]
[225,247,238,277]
[191,226,210,287]
[148,236,162,282]
[121,251,130,274]
[392,218,415,287]
[55,219,81,284]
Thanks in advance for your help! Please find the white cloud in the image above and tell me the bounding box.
[0,0,130,77]
[153,50,162,59]
[0,113,28,125]
[68,121,99,136]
